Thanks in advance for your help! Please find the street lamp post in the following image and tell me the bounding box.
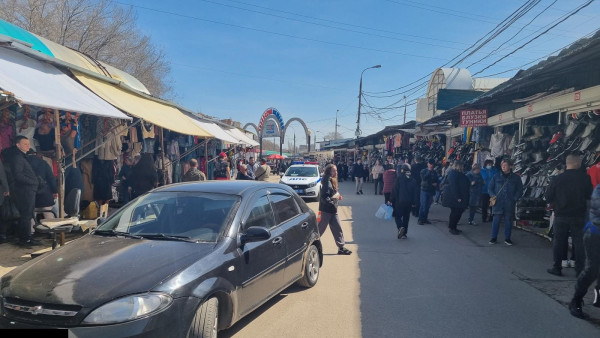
[355,65,381,139]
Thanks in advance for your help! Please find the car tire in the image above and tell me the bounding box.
[297,245,320,288]
[188,297,219,338]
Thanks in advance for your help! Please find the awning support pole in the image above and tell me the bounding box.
[54,109,64,218]
[159,127,167,185]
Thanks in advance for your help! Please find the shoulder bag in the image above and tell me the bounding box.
[489,178,509,207]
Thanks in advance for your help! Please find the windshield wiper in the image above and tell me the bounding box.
[136,233,197,242]
[94,229,142,239]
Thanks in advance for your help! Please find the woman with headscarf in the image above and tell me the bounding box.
[318,164,352,255]
[442,161,470,235]
[131,153,158,199]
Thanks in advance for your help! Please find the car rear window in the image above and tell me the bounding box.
[98,192,240,242]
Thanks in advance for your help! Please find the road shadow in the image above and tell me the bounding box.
[219,292,288,337]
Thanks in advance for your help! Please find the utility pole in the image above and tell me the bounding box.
[293,133,296,156]
[403,95,407,124]
[356,65,381,140]
[335,109,339,140]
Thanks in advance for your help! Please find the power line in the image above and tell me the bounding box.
[473,0,595,76]
[197,0,469,50]
[113,1,448,61]
[382,0,585,37]
[362,0,542,95]
[226,0,472,45]
[464,0,558,69]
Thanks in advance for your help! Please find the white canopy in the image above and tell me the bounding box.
[226,128,259,147]
[0,47,130,119]
[192,119,240,144]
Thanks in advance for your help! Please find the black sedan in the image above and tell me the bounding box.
[0,181,322,337]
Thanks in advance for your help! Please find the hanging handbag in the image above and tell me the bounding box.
[489,179,509,207]
[1,196,21,221]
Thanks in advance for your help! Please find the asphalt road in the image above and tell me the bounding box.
[2,174,599,337]
[225,176,600,337]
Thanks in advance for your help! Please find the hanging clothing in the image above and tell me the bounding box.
[141,122,155,139]
[172,161,182,183]
[588,163,600,188]
[16,118,37,150]
[167,140,180,161]
[33,128,55,152]
[95,119,126,160]
[0,122,14,152]
[155,156,173,185]
[489,132,507,158]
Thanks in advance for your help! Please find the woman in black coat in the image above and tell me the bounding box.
[442,161,470,235]
[131,153,158,199]
[318,164,352,255]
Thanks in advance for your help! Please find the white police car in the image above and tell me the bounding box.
[279,162,322,200]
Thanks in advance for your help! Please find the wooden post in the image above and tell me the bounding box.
[54,109,64,218]
[159,127,167,185]
[204,137,208,176]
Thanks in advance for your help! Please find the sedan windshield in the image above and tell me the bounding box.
[97,192,240,242]
[285,167,318,177]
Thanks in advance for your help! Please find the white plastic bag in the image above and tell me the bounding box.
[375,204,387,219]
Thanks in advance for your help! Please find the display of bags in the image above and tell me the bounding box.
[1,196,20,221]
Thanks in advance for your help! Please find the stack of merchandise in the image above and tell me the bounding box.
[412,137,445,165]
[513,111,600,229]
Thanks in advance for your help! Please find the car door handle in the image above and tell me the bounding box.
[301,222,309,229]
[272,237,283,245]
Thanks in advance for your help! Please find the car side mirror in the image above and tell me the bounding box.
[241,226,271,245]
[97,217,106,226]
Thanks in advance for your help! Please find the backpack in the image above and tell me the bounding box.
[214,160,228,178]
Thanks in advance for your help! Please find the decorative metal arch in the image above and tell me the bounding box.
[283,117,310,151]
[243,123,259,137]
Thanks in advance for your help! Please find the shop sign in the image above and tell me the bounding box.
[574,91,581,101]
[263,119,280,137]
[460,109,488,127]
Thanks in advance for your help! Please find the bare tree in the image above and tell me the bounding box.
[323,131,344,141]
[0,0,172,97]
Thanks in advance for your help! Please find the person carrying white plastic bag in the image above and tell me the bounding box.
[388,164,419,239]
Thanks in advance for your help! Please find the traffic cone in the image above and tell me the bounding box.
[317,211,321,223]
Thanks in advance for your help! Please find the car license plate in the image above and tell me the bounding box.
[296,189,304,194]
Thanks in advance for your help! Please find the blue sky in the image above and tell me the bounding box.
[116,0,600,146]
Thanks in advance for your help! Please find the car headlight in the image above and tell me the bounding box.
[308,182,317,188]
[82,293,172,325]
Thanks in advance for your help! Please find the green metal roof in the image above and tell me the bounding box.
[436,89,484,111]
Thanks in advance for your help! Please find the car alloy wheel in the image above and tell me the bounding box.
[297,245,320,288]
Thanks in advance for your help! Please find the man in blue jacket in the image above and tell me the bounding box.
[480,159,498,223]
[569,185,600,319]
[488,159,523,246]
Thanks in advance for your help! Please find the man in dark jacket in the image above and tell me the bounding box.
[411,156,427,217]
[418,158,438,225]
[442,161,470,235]
[569,185,600,319]
[0,159,10,243]
[488,159,523,245]
[546,154,593,276]
[389,164,419,239]
[27,149,58,209]
[353,159,365,194]
[1,136,40,247]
